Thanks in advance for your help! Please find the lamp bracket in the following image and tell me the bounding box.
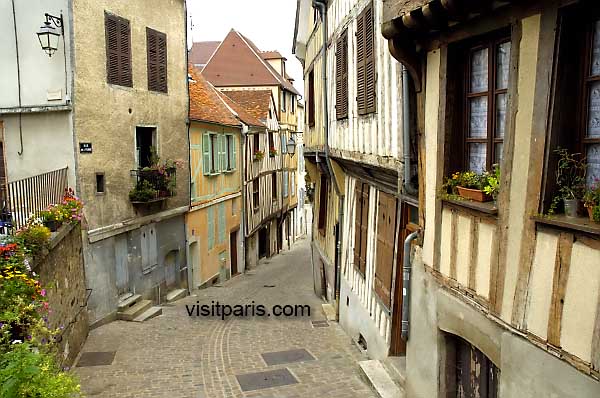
[45,13,64,34]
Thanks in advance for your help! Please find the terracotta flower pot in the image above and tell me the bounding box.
[457,186,492,202]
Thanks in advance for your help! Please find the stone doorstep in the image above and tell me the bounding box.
[166,288,187,303]
[133,306,163,322]
[359,360,405,398]
[117,294,142,312]
[382,356,406,388]
[321,303,337,321]
[117,299,152,321]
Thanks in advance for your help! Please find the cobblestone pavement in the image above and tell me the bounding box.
[75,237,377,398]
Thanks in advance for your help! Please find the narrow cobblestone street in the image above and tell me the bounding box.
[75,238,377,398]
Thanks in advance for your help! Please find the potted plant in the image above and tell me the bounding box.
[583,179,600,222]
[456,171,491,202]
[269,147,278,157]
[483,165,501,206]
[38,205,64,232]
[551,148,586,217]
[254,150,265,161]
[129,180,158,203]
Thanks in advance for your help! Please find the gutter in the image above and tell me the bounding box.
[241,124,248,267]
[313,0,344,310]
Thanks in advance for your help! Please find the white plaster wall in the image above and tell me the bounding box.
[0,0,72,108]
[475,222,495,299]
[2,112,76,187]
[439,208,452,277]
[456,214,472,286]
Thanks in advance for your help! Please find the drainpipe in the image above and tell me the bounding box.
[402,66,418,196]
[241,125,248,270]
[401,230,419,341]
[10,0,24,156]
[313,0,344,309]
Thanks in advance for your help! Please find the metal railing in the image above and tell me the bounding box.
[129,168,176,202]
[3,167,69,232]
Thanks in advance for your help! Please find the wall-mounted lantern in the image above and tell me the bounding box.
[287,136,297,157]
[37,13,64,57]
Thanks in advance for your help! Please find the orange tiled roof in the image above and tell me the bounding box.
[218,91,264,128]
[222,90,273,123]
[189,67,241,127]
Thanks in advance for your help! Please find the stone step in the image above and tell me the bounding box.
[359,360,404,398]
[117,294,142,312]
[133,306,163,322]
[382,356,406,388]
[117,299,152,321]
[166,288,187,303]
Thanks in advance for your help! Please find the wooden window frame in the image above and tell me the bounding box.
[353,182,370,276]
[225,134,236,172]
[374,191,397,308]
[210,134,218,174]
[317,175,328,235]
[281,90,287,112]
[356,2,376,116]
[336,29,349,120]
[146,27,168,93]
[253,133,260,155]
[272,172,278,200]
[105,12,132,87]
[253,180,260,213]
[446,29,511,175]
[308,69,316,127]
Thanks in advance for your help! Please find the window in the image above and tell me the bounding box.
[96,173,105,194]
[291,95,296,114]
[268,132,275,157]
[281,132,288,154]
[272,172,278,200]
[202,133,226,175]
[353,182,369,276]
[356,3,376,115]
[136,127,156,168]
[281,90,287,112]
[336,29,349,120]
[374,191,397,307]
[542,6,600,212]
[317,175,328,234]
[283,171,289,198]
[146,28,168,93]
[291,172,296,197]
[308,70,315,127]
[226,134,236,171]
[105,12,132,87]
[253,180,260,212]
[253,133,260,154]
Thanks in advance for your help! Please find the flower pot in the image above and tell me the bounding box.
[587,205,595,221]
[44,220,61,232]
[563,199,580,218]
[457,186,492,202]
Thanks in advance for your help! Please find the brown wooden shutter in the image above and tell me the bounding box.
[147,28,167,93]
[356,10,366,115]
[119,18,132,87]
[374,192,397,307]
[308,70,315,126]
[364,4,376,114]
[353,183,363,269]
[318,176,328,233]
[105,13,131,87]
[336,30,348,120]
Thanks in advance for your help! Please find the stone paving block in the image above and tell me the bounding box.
[76,351,116,367]
[261,349,316,366]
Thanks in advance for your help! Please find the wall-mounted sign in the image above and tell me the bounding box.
[79,142,92,153]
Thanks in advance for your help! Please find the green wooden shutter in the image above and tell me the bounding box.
[219,134,226,172]
[231,135,237,170]
[218,202,226,243]
[202,133,211,176]
[208,206,215,250]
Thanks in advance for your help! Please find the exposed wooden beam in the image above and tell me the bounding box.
[422,0,449,30]
[387,36,423,92]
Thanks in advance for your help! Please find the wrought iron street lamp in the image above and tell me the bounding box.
[37,13,64,57]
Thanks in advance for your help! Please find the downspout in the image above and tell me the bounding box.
[11,0,24,156]
[184,0,191,291]
[241,124,248,271]
[401,230,419,341]
[402,66,418,196]
[313,0,344,308]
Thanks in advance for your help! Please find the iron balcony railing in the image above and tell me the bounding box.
[2,167,69,233]
[129,168,177,203]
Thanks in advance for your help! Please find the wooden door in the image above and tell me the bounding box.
[390,202,419,356]
[449,336,499,398]
[230,230,239,275]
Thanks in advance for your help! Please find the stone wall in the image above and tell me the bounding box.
[34,223,89,367]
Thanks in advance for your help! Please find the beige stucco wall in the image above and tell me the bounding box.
[72,0,189,230]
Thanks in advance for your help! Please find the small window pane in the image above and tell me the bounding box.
[588,81,600,138]
[591,20,600,76]
[496,42,511,89]
[469,96,488,138]
[496,93,507,138]
[470,48,489,93]
[495,143,503,164]
[587,144,600,187]
[468,143,487,173]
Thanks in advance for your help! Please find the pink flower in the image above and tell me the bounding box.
[40,289,46,297]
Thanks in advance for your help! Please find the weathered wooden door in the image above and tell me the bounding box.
[390,202,419,356]
[449,336,499,398]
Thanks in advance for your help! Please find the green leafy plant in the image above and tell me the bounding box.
[269,147,278,157]
[129,180,158,202]
[483,165,501,201]
[15,225,51,258]
[254,150,265,161]
[584,179,600,222]
[549,148,587,214]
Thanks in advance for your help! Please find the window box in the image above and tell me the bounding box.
[129,168,176,204]
[269,148,278,157]
[456,186,492,202]
[254,150,265,161]
[533,214,600,236]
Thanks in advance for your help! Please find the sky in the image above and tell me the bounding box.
[188,0,304,98]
